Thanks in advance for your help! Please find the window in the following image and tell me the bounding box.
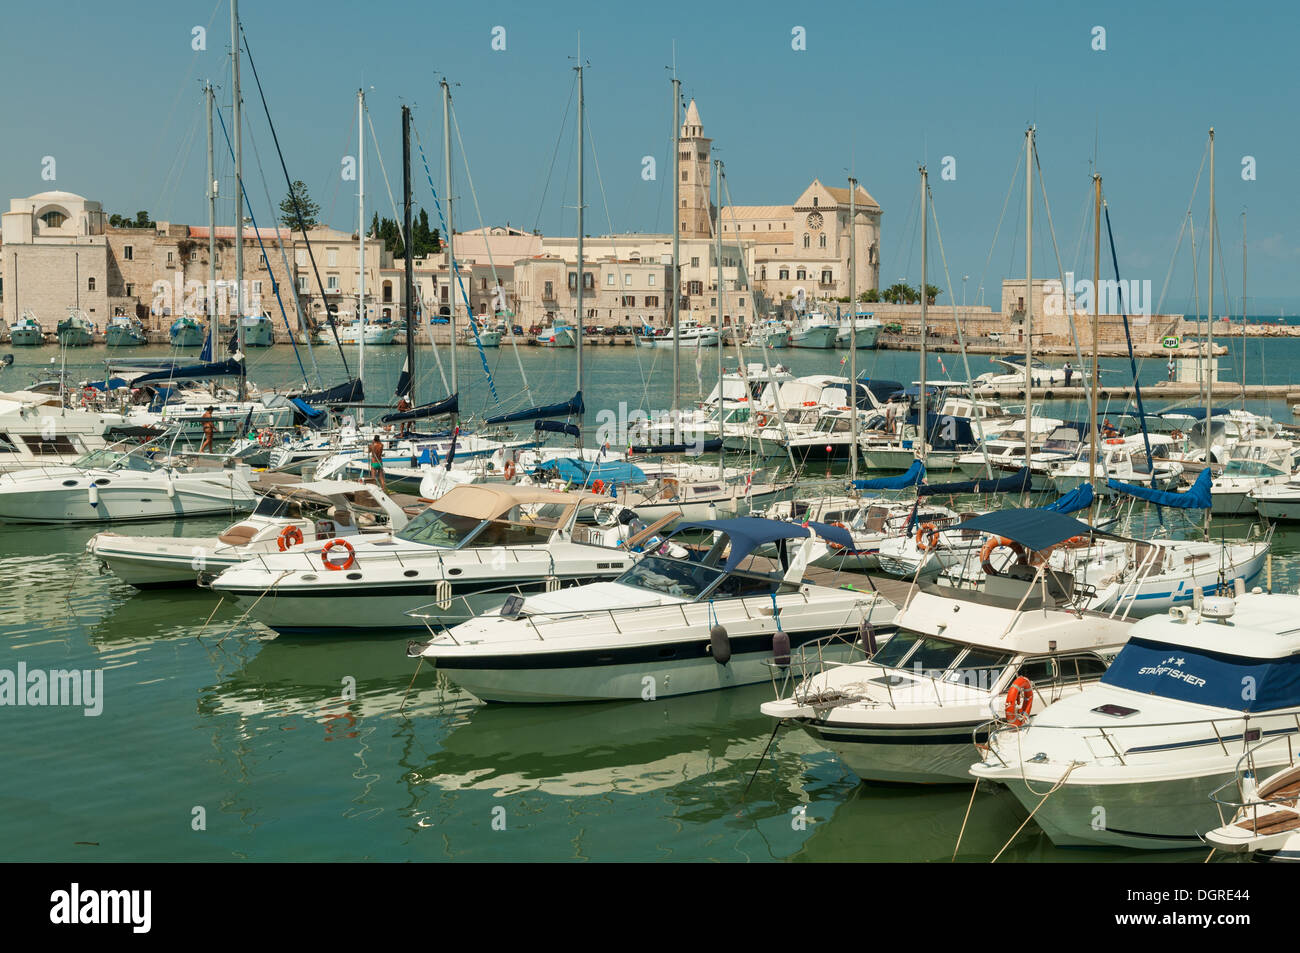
[327,275,339,291]
[252,280,262,295]
[822,270,833,284]
[544,280,554,299]
[191,250,199,261]
[819,234,826,248]
[796,269,806,281]
[606,273,615,287]
[327,249,338,267]
[624,274,632,287]
[123,246,134,261]
[803,234,810,249]
[298,276,309,292]
[687,280,703,296]
[583,272,594,290]
[568,272,577,291]
[622,295,635,307]
[813,197,819,207]
[739,298,744,307]
[681,171,688,181]
[779,269,789,281]
[691,257,700,267]
[125,283,133,296]
[647,275,656,286]
[40,210,66,228]
[760,268,766,280]
[479,277,488,290]
[167,252,174,264]
[645,295,659,307]
[87,277,96,291]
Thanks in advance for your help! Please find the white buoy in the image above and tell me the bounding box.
[87,483,99,506]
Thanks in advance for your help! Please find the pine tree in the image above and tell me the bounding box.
[279,180,320,229]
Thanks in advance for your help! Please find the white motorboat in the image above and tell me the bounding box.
[0,390,133,471]
[1251,479,1300,521]
[337,321,397,345]
[1210,439,1296,516]
[1049,434,1184,495]
[635,317,720,348]
[761,554,1136,783]
[976,355,1092,389]
[1205,753,1300,861]
[211,484,634,631]
[971,590,1300,849]
[0,445,256,523]
[535,322,575,347]
[87,479,410,587]
[409,517,899,703]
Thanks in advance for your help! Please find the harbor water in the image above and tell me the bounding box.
[2,337,1298,862]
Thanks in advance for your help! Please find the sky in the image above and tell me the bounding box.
[3,0,1298,313]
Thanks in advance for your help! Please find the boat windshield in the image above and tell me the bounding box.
[396,509,486,548]
[73,449,156,472]
[870,631,1014,685]
[397,507,558,548]
[1223,451,1288,477]
[615,555,724,599]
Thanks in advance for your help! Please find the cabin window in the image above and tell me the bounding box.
[20,434,77,455]
[943,648,1015,690]
[0,433,19,453]
[904,637,966,677]
[869,631,922,667]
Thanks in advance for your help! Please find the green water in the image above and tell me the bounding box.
[2,340,1297,862]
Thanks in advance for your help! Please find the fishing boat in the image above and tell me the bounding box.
[836,311,882,349]
[105,314,149,347]
[239,313,275,347]
[535,321,575,348]
[56,309,95,347]
[972,590,1300,849]
[169,316,206,348]
[210,484,635,632]
[0,444,256,523]
[746,320,790,349]
[87,479,409,587]
[761,512,1138,783]
[408,517,899,703]
[789,310,837,348]
[9,312,45,346]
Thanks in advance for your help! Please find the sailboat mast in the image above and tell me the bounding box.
[442,80,457,396]
[575,56,585,427]
[1206,128,1215,472]
[403,105,415,404]
[919,165,928,471]
[1090,173,1101,524]
[671,77,681,417]
[357,87,365,423]
[206,82,217,354]
[715,158,724,480]
[848,175,858,479]
[1023,126,1034,471]
[231,0,246,399]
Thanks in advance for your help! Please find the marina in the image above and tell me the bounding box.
[1,2,1297,900]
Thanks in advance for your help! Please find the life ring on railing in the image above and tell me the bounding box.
[980,536,1026,576]
[257,428,275,448]
[826,521,852,550]
[757,413,769,427]
[503,460,516,481]
[321,538,356,571]
[277,525,304,551]
[82,387,97,407]
[1104,437,1125,446]
[1004,676,1034,726]
[914,521,941,552]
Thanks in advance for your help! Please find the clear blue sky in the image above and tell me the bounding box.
[3,0,1297,312]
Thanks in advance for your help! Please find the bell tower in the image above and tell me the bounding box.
[678,99,713,239]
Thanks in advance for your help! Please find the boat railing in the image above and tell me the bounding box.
[1207,731,1300,829]
[979,710,1300,771]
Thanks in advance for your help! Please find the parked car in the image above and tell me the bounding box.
[512,325,524,336]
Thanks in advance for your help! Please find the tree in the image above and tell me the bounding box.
[109,210,154,228]
[279,180,319,229]
[860,289,880,303]
[925,284,942,305]
[882,282,918,304]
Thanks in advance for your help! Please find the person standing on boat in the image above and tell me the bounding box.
[1167,356,1177,381]
[369,435,386,491]
[396,396,412,437]
[1063,362,1073,388]
[200,407,215,454]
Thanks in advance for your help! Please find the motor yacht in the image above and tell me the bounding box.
[408,517,899,702]
[1210,439,1296,515]
[971,590,1300,849]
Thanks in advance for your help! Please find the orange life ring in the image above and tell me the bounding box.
[82,387,97,406]
[321,538,356,571]
[591,478,605,494]
[1004,676,1034,726]
[503,460,517,481]
[277,525,304,551]
[827,521,852,550]
[980,536,1025,576]
[757,413,769,427]
[258,428,276,448]
[1104,437,1125,446]
[914,521,941,551]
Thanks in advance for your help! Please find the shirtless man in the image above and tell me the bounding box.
[200,407,215,453]
[369,435,386,491]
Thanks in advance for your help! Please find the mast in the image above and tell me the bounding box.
[357,87,365,422]
[403,105,415,405]
[575,54,585,430]
[1241,209,1247,404]
[919,165,928,470]
[671,76,681,417]
[848,175,858,479]
[1205,128,1215,473]
[715,158,724,480]
[231,0,245,399]
[206,81,217,354]
[1023,126,1034,472]
[1090,173,1101,524]
[442,80,457,396]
